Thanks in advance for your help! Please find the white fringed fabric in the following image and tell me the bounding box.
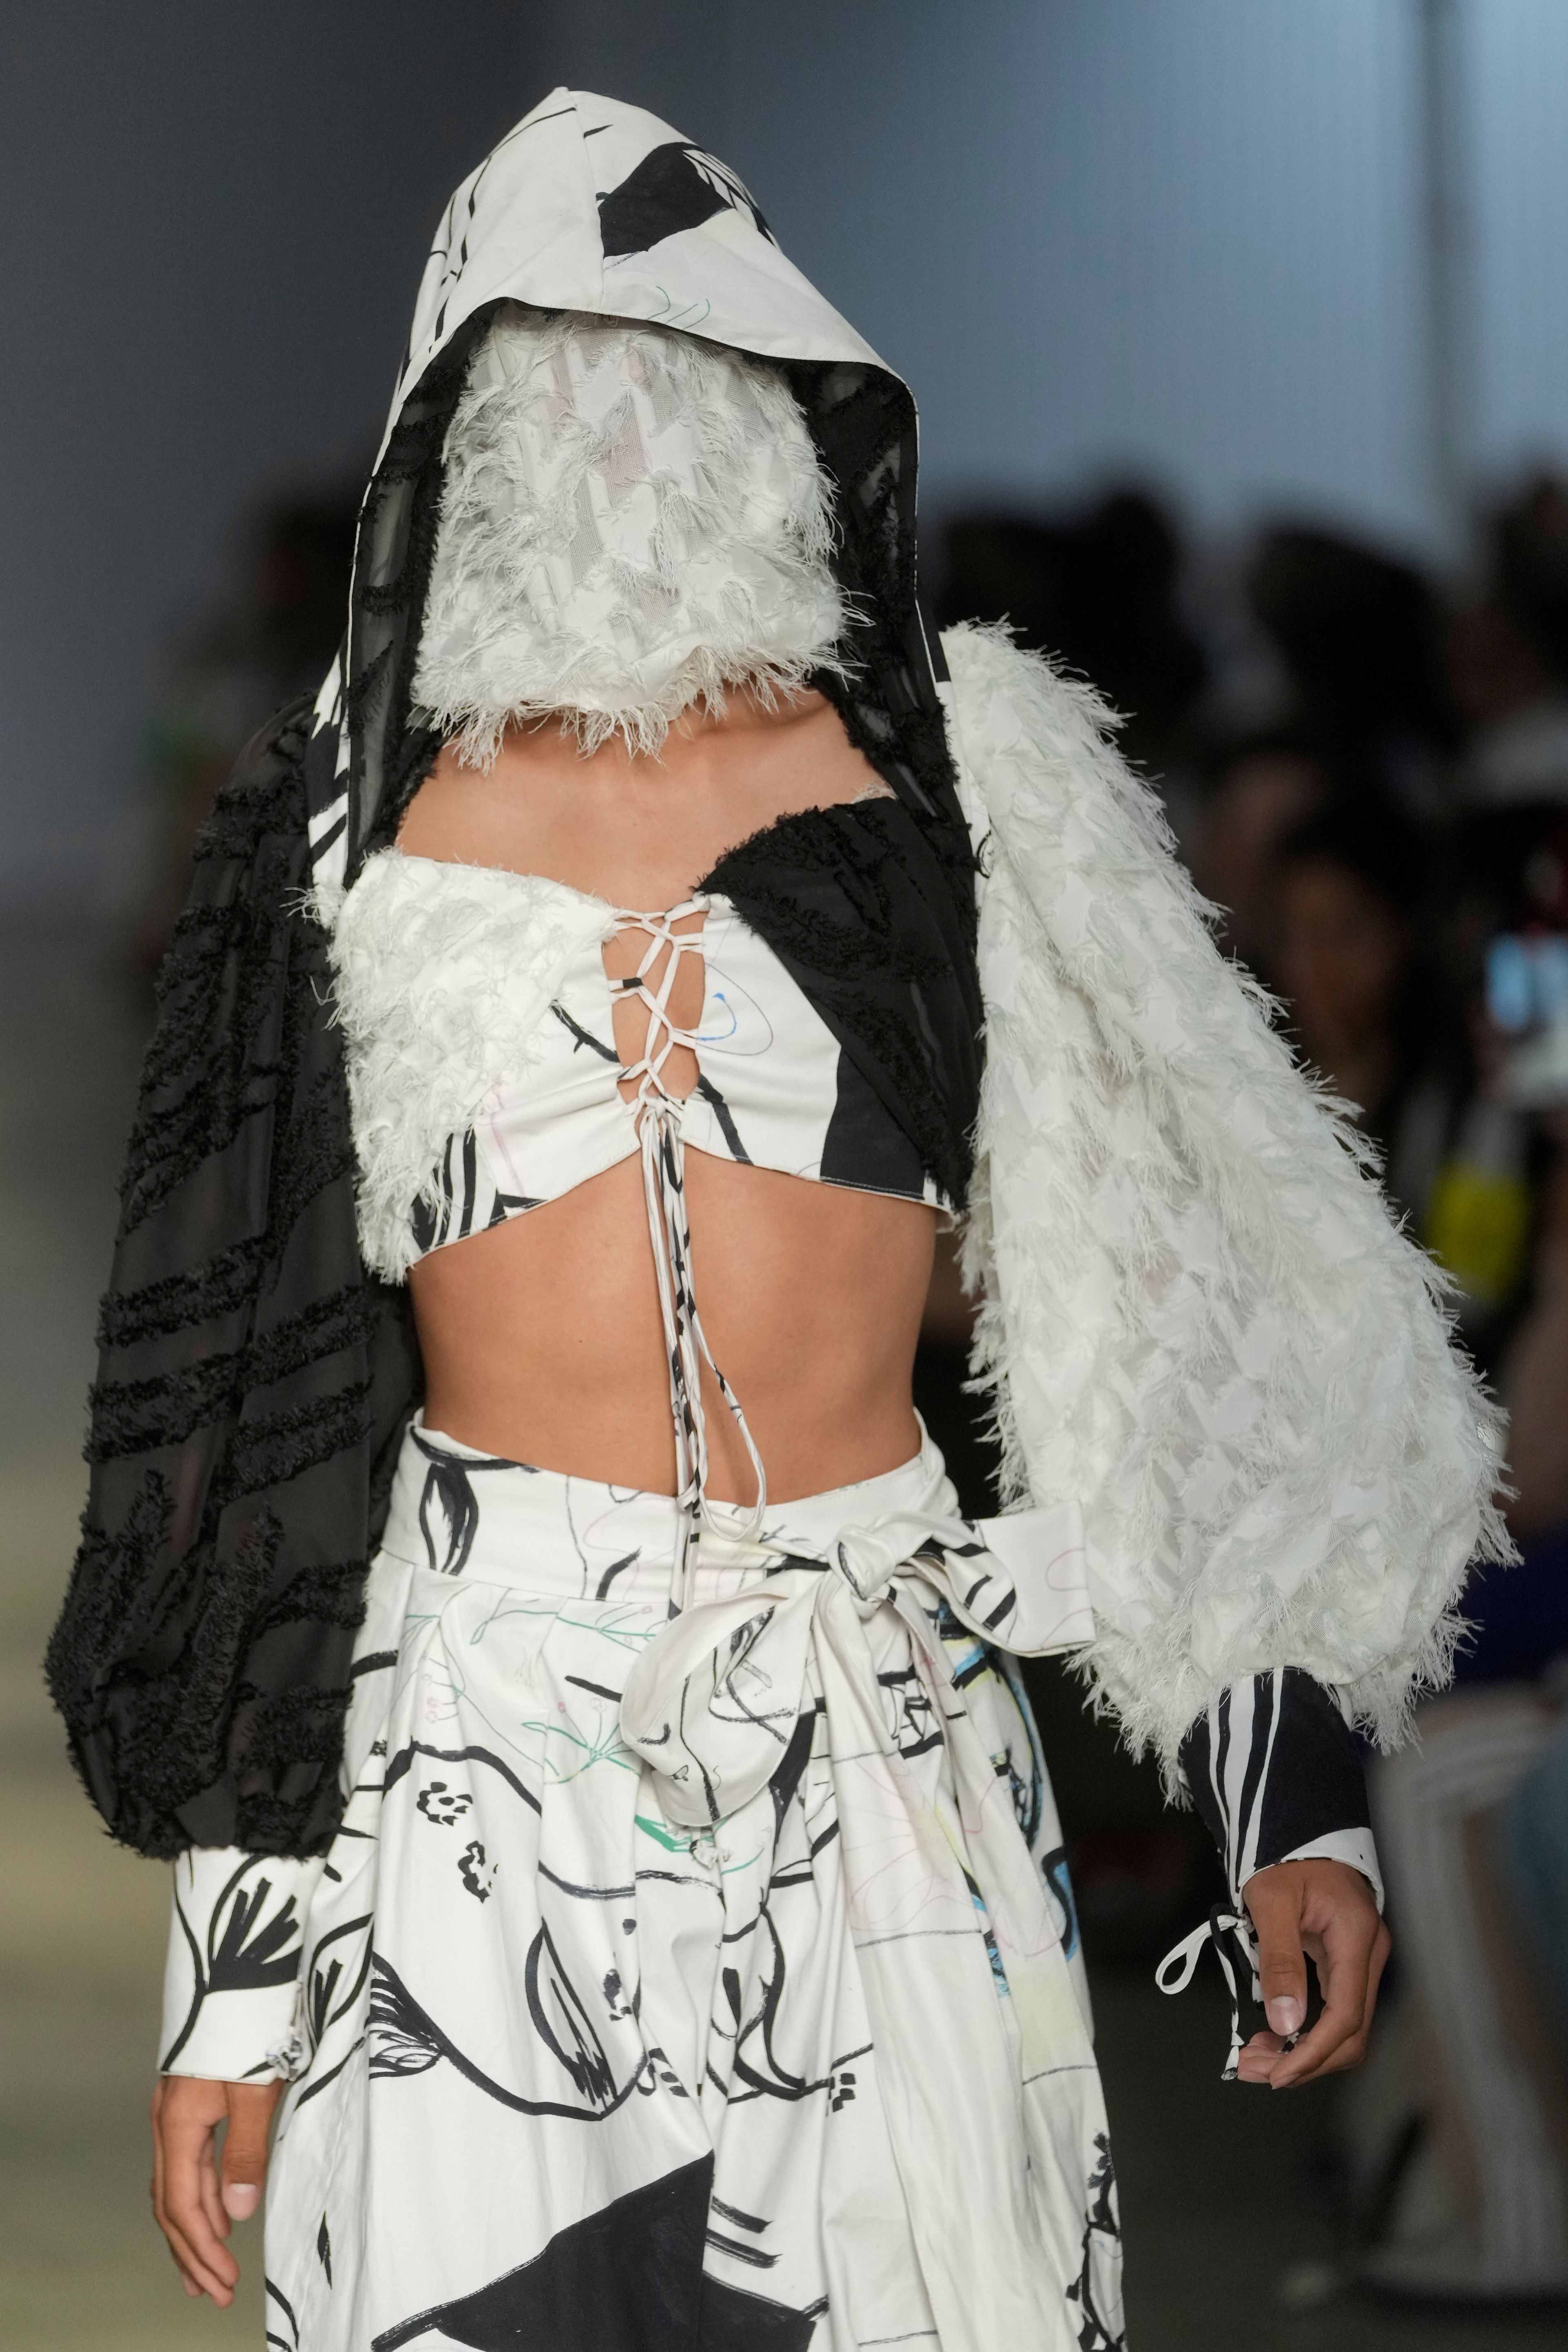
[412,304,849,764]
[942,622,1512,1775]
[312,851,613,1280]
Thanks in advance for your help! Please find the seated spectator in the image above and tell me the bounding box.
[1247,525,1455,817]
[1456,473,1568,809]
[939,487,1206,780]
[1272,799,1452,1224]
[1191,730,1334,981]
[1329,811,1568,2303]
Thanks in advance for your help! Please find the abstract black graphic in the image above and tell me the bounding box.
[598,143,774,258]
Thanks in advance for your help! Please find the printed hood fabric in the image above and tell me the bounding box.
[411,303,849,762]
[307,87,919,890]
[381,91,884,451]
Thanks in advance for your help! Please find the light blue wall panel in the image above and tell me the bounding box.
[723,0,1431,546]
[1469,0,1568,480]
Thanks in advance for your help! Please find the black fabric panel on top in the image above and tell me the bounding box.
[701,797,982,1212]
[782,361,978,913]
[371,2156,712,2351]
[820,1051,927,1201]
[1179,1668,1370,1888]
[47,707,421,1858]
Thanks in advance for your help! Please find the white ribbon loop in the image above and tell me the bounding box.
[620,1503,1094,1831]
[833,1499,1093,1653]
[1157,1903,1260,2082]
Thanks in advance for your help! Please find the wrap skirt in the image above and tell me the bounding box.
[261,1420,1124,2352]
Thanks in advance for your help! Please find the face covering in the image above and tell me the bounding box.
[411,302,850,764]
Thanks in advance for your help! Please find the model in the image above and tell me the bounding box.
[49,89,1507,2352]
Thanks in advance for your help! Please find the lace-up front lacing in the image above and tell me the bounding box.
[609,896,767,1601]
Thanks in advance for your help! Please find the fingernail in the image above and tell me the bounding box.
[1266,1996,1305,2036]
[223,2183,261,2221]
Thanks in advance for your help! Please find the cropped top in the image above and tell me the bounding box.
[324,829,962,1570]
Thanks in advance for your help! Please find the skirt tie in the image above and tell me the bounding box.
[620,1501,1098,2352]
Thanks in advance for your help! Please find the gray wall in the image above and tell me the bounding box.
[722,0,1427,540]
[7,1,1568,904]
[719,0,1568,539]
[1472,0,1568,472]
[0,3,534,903]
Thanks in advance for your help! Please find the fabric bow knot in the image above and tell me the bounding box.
[619,1501,1092,1829]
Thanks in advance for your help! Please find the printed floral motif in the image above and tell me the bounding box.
[416,1780,473,1826]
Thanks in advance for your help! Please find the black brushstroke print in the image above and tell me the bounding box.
[597,143,774,259]
[698,2276,824,2352]
[367,1955,652,2122]
[412,1429,528,1575]
[525,1922,617,2105]
[1065,2134,1125,2352]
[371,2157,713,2352]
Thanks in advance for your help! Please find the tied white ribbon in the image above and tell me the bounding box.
[620,1502,1098,2352]
[1155,1906,1260,2082]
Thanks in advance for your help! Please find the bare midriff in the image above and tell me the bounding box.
[399,688,940,1505]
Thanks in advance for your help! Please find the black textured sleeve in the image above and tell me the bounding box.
[45,703,420,1860]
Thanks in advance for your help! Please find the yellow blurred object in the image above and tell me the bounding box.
[1424,1160,1532,1307]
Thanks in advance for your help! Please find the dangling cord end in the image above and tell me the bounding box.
[1156,1903,1257,2081]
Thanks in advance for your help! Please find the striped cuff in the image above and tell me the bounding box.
[1179,1669,1382,1911]
[160,1847,324,2081]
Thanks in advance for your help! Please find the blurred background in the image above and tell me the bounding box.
[4,2,1568,2345]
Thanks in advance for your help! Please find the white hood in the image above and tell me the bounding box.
[309,88,930,886]
[383,88,886,468]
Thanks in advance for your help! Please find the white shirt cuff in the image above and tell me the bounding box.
[160,1846,324,2080]
[1256,1824,1384,1913]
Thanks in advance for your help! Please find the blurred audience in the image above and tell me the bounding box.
[939,472,1568,2296]
[1272,797,1448,1219]
[938,488,1207,779]
[1247,525,1457,817]
[1189,728,1332,979]
[1453,473,1568,809]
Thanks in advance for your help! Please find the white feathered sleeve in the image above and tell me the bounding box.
[942,622,1511,1775]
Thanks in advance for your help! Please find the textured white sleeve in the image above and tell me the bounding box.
[160,1847,325,2081]
[941,622,1512,1772]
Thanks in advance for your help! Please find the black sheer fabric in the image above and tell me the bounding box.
[47,710,421,1857]
[49,327,983,1862]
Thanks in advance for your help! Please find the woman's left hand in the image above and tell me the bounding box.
[1235,1856,1391,2089]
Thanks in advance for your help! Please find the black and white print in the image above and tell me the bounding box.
[327,852,946,1285]
[169,1421,1120,2351]
[1158,1669,1383,2076]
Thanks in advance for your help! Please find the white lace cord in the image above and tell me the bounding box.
[611,902,767,1605]
[1156,1904,1263,2082]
